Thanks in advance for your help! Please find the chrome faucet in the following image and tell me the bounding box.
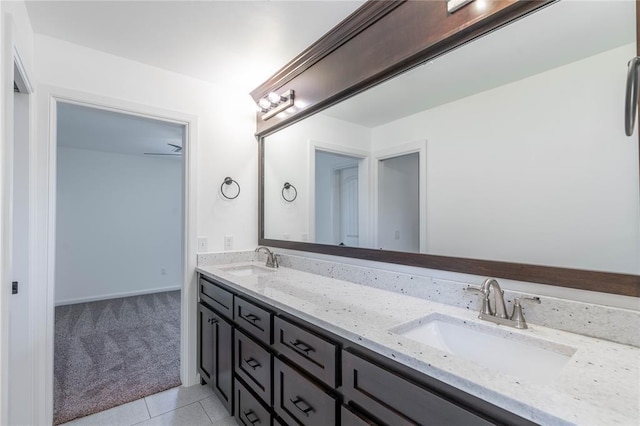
[466,278,540,329]
[255,246,279,268]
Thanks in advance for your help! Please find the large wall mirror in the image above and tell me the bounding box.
[261,0,639,295]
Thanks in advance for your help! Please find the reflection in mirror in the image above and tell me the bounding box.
[315,150,362,246]
[263,0,639,276]
[378,152,419,252]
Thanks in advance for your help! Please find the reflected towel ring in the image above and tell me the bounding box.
[282,182,297,202]
[221,177,240,200]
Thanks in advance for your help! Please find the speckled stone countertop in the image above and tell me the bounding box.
[197,262,639,426]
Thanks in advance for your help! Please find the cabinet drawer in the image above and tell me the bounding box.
[273,316,338,387]
[342,350,492,426]
[274,357,337,426]
[199,275,234,320]
[235,329,273,405]
[235,378,272,426]
[235,297,272,345]
[341,404,377,426]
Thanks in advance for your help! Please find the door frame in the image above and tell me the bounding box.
[372,140,427,253]
[1,12,35,425]
[34,86,199,424]
[308,140,370,247]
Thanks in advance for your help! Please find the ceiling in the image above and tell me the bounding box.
[57,102,185,157]
[25,0,365,92]
[322,0,635,128]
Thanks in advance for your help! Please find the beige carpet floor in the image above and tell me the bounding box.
[53,290,182,425]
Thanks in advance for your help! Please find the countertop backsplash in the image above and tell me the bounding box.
[197,250,639,347]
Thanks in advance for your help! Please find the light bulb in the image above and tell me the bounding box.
[258,98,271,109]
[268,92,282,104]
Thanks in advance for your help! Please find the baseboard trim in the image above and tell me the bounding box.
[55,286,182,306]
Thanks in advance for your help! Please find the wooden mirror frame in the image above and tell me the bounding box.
[252,0,640,297]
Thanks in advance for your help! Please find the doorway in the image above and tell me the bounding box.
[314,150,363,246]
[377,152,420,252]
[53,102,185,423]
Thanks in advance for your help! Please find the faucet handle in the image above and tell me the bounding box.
[514,296,541,305]
[510,296,541,329]
[465,286,493,316]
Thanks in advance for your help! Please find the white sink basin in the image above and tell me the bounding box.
[391,314,575,385]
[220,264,277,277]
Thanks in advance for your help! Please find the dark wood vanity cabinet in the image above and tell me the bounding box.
[197,277,234,414]
[198,273,534,426]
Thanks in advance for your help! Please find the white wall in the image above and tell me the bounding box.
[35,34,258,253]
[264,113,370,242]
[378,153,419,252]
[55,147,182,305]
[372,43,640,275]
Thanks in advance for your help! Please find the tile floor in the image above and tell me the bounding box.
[61,385,239,426]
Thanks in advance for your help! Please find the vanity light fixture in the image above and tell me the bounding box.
[257,89,295,121]
[447,0,475,13]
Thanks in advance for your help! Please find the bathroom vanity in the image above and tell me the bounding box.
[197,0,640,423]
[196,259,639,425]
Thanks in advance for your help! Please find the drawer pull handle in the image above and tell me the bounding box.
[242,410,261,425]
[244,357,261,370]
[289,397,314,416]
[289,339,314,355]
[243,313,260,323]
[207,318,218,324]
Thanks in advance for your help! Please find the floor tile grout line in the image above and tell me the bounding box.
[132,401,210,426]
[143,397,151,420]
[199,400,214,424]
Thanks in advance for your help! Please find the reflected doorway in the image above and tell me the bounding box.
[315,150,362,246]
[377,152,420,252]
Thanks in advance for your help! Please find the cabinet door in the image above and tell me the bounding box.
[198,303,234,414]
[197,303,216,383]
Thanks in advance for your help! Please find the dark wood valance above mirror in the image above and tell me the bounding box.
[251,0,640,297]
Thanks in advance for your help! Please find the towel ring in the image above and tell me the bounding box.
[221,177,240,200]
[282,182,297,202]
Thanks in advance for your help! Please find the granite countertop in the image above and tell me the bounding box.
[196,262,639,426]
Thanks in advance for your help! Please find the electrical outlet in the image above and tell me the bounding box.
[283,233,290,240]
[394,230,400,240]
[224,235,233,251]
[160,268,167,276]
[198,237,208,252]
[301,233,308,242]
